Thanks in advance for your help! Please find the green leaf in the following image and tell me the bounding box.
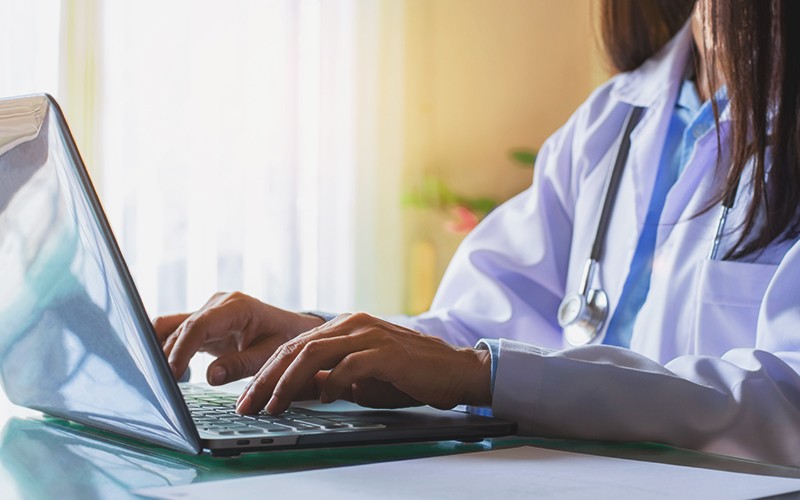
[461,197,497,215]
[509,148,537,168]
[401,176,499,218]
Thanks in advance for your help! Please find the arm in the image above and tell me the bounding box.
[489,241,800,466]
[393,78,635,349]
[491,341,800,466]
[390,109,580,350]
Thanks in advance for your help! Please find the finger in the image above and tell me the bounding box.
[235,315,357,408]
[207,344,276,385]
[168,300,255,379]
[319,350,387,404]
[267,334,383,413]
[239,333,375,415]
[152,314,190,343]
[162,323,183,359]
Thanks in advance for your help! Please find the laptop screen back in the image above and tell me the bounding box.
[0,95,199,453]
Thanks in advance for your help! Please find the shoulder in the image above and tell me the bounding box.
[535,74,631,178]
[551,20,693,153]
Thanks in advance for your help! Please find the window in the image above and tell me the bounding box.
[1,0,405,391]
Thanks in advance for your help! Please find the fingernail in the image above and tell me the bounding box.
[209,366,226,385]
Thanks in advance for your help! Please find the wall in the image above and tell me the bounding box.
[401,0,609,313]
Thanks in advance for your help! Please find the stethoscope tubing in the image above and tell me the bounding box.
[590,106,646,262]
[560,103,738,345]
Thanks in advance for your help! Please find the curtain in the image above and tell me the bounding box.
[75,0,404,318]
[0,0,406,392]
[0,0,62,97]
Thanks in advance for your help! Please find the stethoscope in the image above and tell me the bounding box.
[557,105,738,346]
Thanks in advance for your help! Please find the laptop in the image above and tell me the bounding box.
[0,94,516,456]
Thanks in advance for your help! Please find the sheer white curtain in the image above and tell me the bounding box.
[98,1,368,316]
[0,0,61,97]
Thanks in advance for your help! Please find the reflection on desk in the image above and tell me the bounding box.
[0,415,492,500]
[3,414,800,500]
[0,417,199,500]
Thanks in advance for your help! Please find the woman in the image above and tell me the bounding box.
[156,0,800,466]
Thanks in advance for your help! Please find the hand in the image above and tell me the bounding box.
[235,312,493,415]
[153,292,325,384]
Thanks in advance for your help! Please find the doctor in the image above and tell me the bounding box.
[156,0,800,466]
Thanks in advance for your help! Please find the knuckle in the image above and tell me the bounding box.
[349,311,371,324]
[152,317,170,334]
[242,356,263,376]
[301,339,325,357]
[363,327,391,345]
[180,318,197,334]
[342,353,364,372]
[332,312,352,324]
[227,356,248,378]
[383,336,401,351]
[277,341,300,358]
[249,371,270,391]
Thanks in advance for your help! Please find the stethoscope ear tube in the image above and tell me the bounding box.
[590,107,646,263]
[558,106,646,346]
[707,186,739,260]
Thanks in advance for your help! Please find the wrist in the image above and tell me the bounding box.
[460,348,493,407]
[297,313,327,331]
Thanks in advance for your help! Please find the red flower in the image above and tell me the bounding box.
[445,205,480,234]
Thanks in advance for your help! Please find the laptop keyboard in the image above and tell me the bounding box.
[181,385,385,436]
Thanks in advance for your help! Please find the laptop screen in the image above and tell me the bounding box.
[0,95,199,453]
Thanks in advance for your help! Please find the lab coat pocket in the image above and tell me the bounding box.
[693,260,777,355]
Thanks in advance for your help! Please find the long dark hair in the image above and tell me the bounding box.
[601,0,800,258]
[600,0,695,73]
[711,0,800,257]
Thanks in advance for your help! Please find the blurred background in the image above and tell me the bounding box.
[0,0,608,392]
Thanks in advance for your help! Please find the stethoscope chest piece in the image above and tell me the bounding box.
[557,106,644,347]
[558,288,608,346]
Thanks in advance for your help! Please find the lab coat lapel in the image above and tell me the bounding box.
[610,23,694,230]
[655,122,730,248]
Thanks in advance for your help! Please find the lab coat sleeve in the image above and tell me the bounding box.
[490,244,800,467]
[389,98,593,350]
[485,226,800,467]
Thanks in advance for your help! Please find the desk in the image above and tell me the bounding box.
[2,406,800,500]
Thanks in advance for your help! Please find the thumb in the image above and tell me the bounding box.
[207,349,270,386]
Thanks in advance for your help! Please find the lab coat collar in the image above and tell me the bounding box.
[610,22,694,109]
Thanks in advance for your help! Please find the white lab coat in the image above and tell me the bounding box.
[393,24,800,466]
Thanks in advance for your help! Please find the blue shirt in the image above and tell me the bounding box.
[603,81,727,348]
